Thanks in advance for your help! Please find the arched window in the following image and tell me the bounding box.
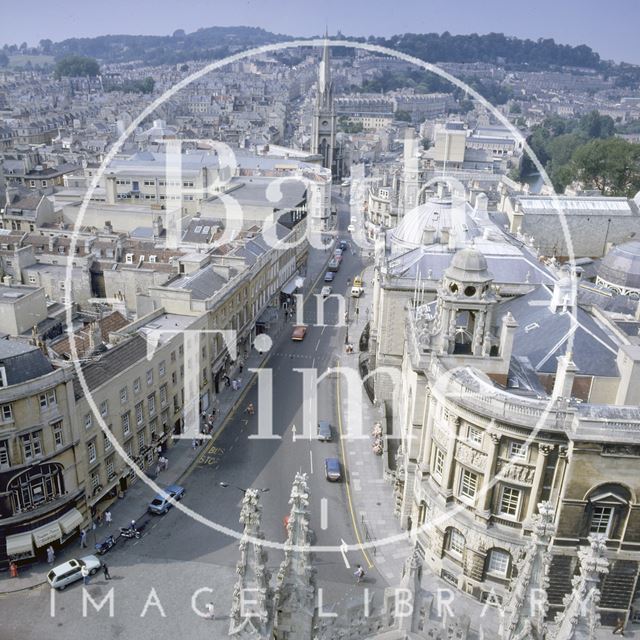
[584,484,631,540]
[8,463,65,513]
[485,548,513,579]
[444,527,466,559]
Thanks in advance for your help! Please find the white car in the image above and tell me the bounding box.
[47,555,101,590]
[347,224,355,233]
[321,286,332,297]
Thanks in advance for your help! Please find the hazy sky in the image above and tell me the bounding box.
[1,0,638,64]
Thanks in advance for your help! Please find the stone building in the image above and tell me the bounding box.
[392,244,640,626]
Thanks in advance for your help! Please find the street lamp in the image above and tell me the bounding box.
[219,482,270,494]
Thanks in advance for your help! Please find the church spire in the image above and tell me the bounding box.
[229,489,273,639]
[500,501,555,640]
[272,472,316,639]
[551,535,609,640]
[318,31,332,102]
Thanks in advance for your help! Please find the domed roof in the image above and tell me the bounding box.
[445,247,492,283]
[598,240,640,292]
[389,196,477,253]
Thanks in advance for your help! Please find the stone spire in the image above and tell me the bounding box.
[396,544,424,633]
[500,501,555,640]
[551,535,609,640]
[273,472,316,639]
[318,30,332,107]
[229,489,273,638]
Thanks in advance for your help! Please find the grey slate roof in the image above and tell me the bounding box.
[0,340,53,385]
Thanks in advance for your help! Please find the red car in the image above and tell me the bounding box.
[291,325,307,341]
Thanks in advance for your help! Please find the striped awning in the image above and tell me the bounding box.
[32,521,62,548]
[6,532,35,557]
[59,508,84,535]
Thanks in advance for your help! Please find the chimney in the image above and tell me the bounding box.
[87,320,102,353]
[152,217,163,240]
[552,353,578,400]
[549,275,575,314]
[103,221,113,234]
[499,311,518,360]
[105,174,117,205]
[421,226,436,245]
[3,275,12,286]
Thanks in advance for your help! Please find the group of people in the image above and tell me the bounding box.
[345,343,355,354]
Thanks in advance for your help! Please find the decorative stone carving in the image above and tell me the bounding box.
[496,460,536,484]
[432,424,449,448]
[456,442,487,470]
[602,444,640,457]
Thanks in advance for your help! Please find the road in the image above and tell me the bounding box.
[0,192,381,639]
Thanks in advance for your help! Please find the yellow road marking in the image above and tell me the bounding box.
[335,360,374,570]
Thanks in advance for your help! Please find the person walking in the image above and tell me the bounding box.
[81,565,90,586]
[102,563,111,581]
[80,529,87,548]
[104,510,112,526]
[205,602,215,619]
[46,545,55,565]
[354,564,365,583]
[612,617,626,635]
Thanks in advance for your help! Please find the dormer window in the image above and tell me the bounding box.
[0,367,7,388]
[125,253,134,264]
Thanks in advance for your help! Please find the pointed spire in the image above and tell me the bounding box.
[500,501,556,640]
[272,472,316,639]
[318,32,332,101]
[229,489,273,638]
[551,535,609,640]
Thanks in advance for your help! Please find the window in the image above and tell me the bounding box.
[171,371,177,385]
[148,394,156,416]
[135,402,144,426]
[159,361,166,377]
[122,412,131,436]
[448,529,465,556]
[52,421,64,448]
[138,432,145,450]
[590,506,614,535]
[84,413,92,429]
[1,404,12,422]
[133,377,141,394]
[146,369,153,386]
[459,469,478,500]
[509,441,528,460]
[103,430,112,452]
[433,448,445,480]
[149,417,158,440]
[0,440,10,467]
[120,387,128,404]
[499,486,521,518]
[106,457,116,481]
[100,400,108,417]
[88,441,97,463]
[160,384,168,407]
[91,472,100,492]
[487,549,510,576]
[170,351,176,363]
[21,432,42,461]
[467,426,482,445]
[39,389,56,409]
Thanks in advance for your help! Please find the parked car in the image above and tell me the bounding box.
[327,258,340,272]
[351,286,363,298]
[291,325,307,341]
[317,420,332,441]
[334,248,343,257]
[321,286,332,297]
[353,275,363,288]
[148,484,185,515]
[324,271,335,283]
[324,457,342,481]
[347,224,355,233]
[339,240,348,250]
[47,555,101,590]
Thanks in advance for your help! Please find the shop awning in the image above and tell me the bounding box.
[59,508,84,535]
[281,275,300,296]
[32,521,62,548]
[6,532,34,556]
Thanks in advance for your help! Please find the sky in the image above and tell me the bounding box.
[1,0,638,65]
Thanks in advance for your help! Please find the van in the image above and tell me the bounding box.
[351,286,363,298]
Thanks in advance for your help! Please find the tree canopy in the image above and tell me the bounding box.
[53,55,100,79]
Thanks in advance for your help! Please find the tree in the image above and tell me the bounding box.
[421,138,432,150]
[577,110,615,139]
[570,138,640,196]
[54,55,100,79]
[395,110,412,122]
[39,39,53,54]
[0,52,8,68]
[510,102,522,114]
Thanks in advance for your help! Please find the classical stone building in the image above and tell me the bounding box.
[393,244,640,627]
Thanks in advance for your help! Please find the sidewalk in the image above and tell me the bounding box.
[0,241,334,595]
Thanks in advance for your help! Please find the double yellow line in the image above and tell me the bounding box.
[335,360,374,569]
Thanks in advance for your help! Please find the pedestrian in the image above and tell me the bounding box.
[9,561,18,578]
[102,563,111,581]
[192,438,198,450]
[81,565,90,585]
[130,519,136,530]
[80,529,87,548]
[163,457,169,471]
[46,545,55,565]
[354,564,365,583]
[205,602,215,619]
[155,463,160,476]
[613,617,626,635]
[104,510,112,526]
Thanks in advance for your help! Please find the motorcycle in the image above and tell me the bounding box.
[95,534,117,555]
[119,526,141,540]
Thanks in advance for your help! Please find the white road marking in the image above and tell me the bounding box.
[321,497,328,530]
[309,450,314,474]
[292,424,297,442]
[315,339,321,350]
[340,539,351,568]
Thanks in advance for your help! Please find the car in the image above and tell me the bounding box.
[317,420,332,441]
[339,240,348,250]
[148,484,185,515]
[334,248,343,257]
[47,555,101,590]
[353,275,363,288]
[347,224,355,233]
[350,216,356,223]
[327,258,340,272]
[324,271,335,283]
[324,457,342,481]
[321,286,332,297]
[351,286,363,298]
[291,325,307,341]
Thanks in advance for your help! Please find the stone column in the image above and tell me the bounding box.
[442,417,461,498]
[419,391,435,471]
[525,444,554,521]
[549,445,568,508]
[464,548,487,582]
[478,433,502,519]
